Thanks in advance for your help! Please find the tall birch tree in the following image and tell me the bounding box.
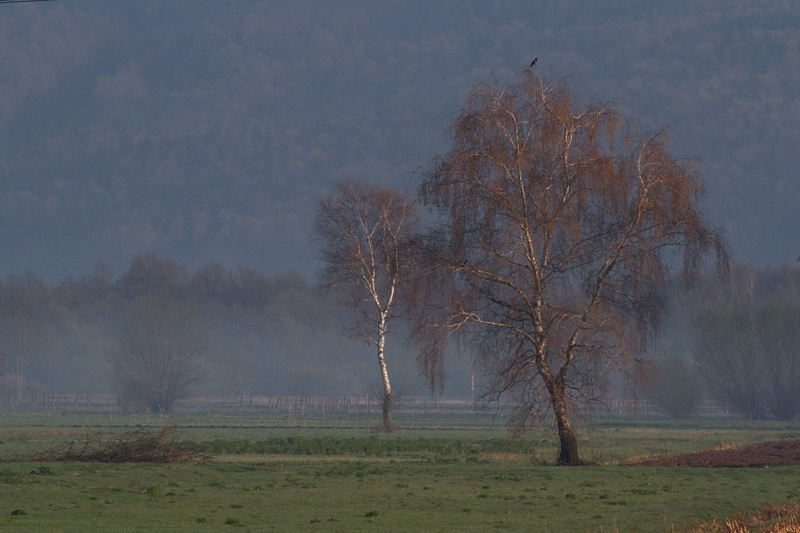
[315,180,418,432]
[415,73,728,465]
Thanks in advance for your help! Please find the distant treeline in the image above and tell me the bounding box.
[0,252,409,405]
[1,253,799,415]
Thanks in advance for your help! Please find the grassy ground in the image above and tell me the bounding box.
[0,411,799,531]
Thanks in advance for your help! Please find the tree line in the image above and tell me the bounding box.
[0,253,391,410]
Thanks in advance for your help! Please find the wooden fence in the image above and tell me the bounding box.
[0,392,734,418]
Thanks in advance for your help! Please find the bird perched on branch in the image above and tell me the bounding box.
[529,57,538,68]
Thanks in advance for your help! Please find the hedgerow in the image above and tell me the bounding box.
[199,436,536,456]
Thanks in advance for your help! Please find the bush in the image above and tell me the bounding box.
[200,436,537,456]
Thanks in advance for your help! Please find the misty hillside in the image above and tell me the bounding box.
[0,1,798,281]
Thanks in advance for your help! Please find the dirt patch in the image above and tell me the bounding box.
[631,438,800,467]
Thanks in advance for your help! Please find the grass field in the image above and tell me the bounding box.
[1,410,799,532]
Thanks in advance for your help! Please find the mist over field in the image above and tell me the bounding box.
[1,1,799,401]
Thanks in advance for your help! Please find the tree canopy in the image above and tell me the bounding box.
[415,73,728,464]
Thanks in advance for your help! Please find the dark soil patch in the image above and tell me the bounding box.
[632,438,800,467]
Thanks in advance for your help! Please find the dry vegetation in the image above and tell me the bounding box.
[691,504,800,532]
[28,426,208,464]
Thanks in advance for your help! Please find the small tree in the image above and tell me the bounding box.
[414,72,727,464]
[111,296,207,413]
[314,180,418,432]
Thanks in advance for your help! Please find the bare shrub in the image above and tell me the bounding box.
[111,296,208,413]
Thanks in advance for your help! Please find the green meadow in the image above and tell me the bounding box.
[1,411,799,532]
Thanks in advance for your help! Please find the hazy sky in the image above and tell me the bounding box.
[1,1,798,281]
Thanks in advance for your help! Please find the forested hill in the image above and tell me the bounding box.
[0,1,798,280]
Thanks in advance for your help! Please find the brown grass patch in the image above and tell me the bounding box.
[623,453,660,464]
[689,503,800,532]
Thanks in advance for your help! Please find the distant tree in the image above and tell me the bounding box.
[696,299,800,421]
[192,262,235,302]
[645,350,703,418]
[232,267,276,308]
[414,72,728,465]
[117,253,190,299]
[314,180,419,432]
[53,262,115,308]
[111,296,208,413]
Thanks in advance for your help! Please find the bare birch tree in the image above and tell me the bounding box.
[315,180,418,432]
[414,73,727,465]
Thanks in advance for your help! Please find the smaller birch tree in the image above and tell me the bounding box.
[315,180,418,432]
